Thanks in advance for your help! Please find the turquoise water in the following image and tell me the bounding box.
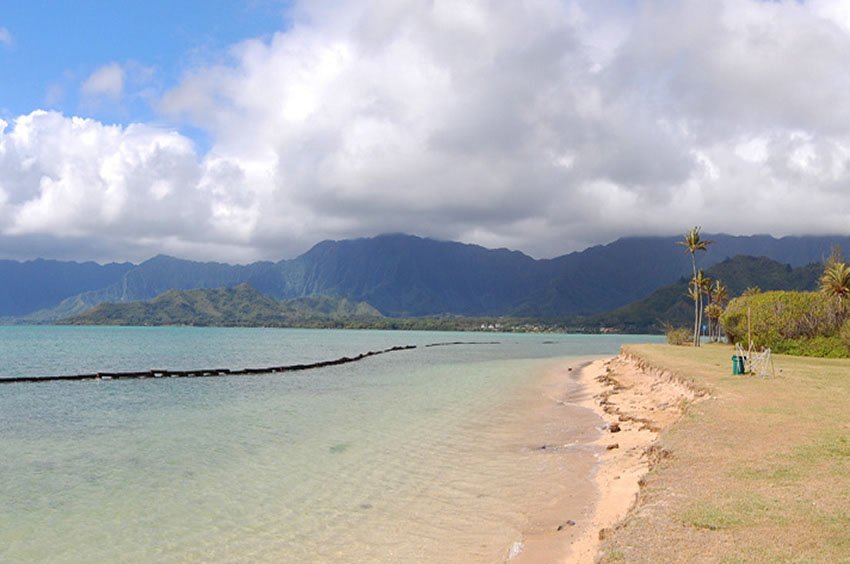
[0,327,660,562]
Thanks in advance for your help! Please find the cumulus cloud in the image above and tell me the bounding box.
[81,63,125,101]
[0,111,266,262]
[0,27,12,47]
[6,0,850,262]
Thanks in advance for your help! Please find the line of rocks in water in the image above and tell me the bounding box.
[0,345,418,384]
[0,341,502,385]
[423,341,501,347]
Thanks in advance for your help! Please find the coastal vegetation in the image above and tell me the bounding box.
[721,291,850,357]
[599,344,850,562]
[663,323,692,345]
[588,255,821,334]
[720,248,850,358]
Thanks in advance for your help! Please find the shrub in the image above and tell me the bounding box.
[664,324,692,346]
[774,336,849,358]
[841,318,850,347]
[721,291,850,357]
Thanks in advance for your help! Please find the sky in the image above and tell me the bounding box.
[3,0,850,264]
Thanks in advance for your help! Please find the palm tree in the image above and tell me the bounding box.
[705,302,724,342]
[688,270,711,344]
[678,227,714,346]
[710,280,729,341]
[820,260,850,313]
[711,280,729,306]
[696,270,712,343]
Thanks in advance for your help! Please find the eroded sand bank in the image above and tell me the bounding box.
[512,353,700,563]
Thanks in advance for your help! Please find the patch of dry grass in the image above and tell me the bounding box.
[598,343,850,563]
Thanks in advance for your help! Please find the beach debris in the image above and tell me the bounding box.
[607,443,620,450]
[556,519,576,531]
[598,527,611,540]
[609,422,621,433]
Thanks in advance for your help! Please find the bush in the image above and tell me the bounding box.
[774,336,849,358]
[665,324,692,346]
[841,318,850,347]
[721,291,850,357]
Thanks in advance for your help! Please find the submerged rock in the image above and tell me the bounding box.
[557,520,577,531]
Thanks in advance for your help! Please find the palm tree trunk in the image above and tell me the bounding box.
[697,292,703,347]
[717,312,723,342]
[691,255,698,347]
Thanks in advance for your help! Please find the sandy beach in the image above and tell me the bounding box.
[513,352,700,563]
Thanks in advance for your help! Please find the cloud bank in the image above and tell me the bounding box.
[4,0,850,262]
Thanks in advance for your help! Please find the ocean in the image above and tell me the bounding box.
[0,326,660,562]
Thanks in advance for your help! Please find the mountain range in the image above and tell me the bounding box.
[1,233,847,322]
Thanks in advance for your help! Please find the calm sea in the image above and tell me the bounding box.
[0,327,659,562]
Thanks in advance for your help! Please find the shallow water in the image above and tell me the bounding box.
[0,327,660,562]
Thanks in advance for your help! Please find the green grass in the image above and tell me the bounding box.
[730,462,803,483]
[599,344,850,563]
[681,503,743,530]
[681,494,788,530]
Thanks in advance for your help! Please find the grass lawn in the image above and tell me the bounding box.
[600,343,850,563]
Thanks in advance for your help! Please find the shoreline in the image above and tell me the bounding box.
[513,352,700,563]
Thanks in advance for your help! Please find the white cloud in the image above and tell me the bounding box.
[0,110,272,262]
[81,63,125,101]
[6,0,850,262]
[0,27,12,47]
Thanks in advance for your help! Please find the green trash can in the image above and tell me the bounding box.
[732,355,745,375]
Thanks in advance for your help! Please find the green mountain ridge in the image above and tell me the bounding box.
[63,284,384,328]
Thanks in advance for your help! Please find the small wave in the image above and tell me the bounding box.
[506,541,524,560]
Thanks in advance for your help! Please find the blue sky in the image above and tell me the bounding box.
[1,0,290,131]
[2,1,850,264]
